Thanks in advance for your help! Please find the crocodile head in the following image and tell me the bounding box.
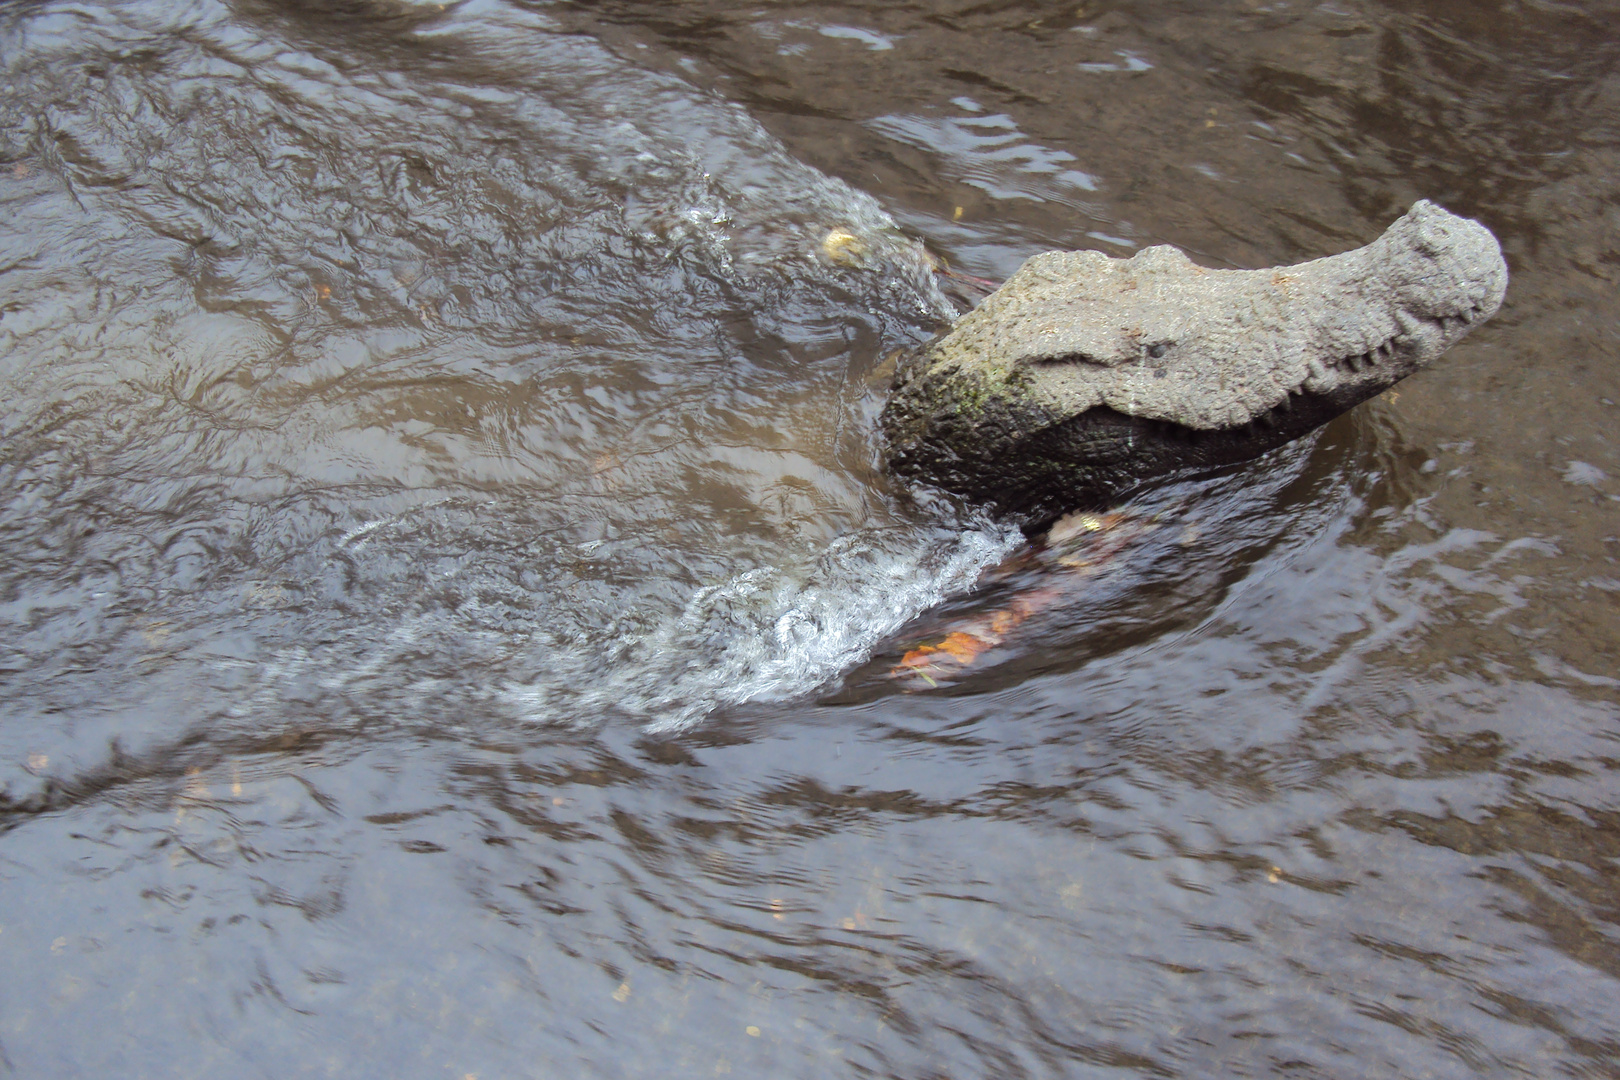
[881,200,1508,524]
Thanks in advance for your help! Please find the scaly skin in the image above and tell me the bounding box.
[881,201,1507,525]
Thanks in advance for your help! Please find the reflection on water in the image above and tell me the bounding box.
[2,0,1617,1076]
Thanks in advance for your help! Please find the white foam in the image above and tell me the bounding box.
[502,520,1022,732]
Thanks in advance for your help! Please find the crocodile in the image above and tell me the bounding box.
[881,200,1508,526]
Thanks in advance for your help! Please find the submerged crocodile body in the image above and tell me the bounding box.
[881,201,1508,525]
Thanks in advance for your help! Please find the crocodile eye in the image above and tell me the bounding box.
[1147,342,1169,359]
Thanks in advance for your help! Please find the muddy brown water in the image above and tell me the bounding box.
[2,1,1617,1076]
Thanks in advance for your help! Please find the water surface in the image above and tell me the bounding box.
[1,1,1617,1077]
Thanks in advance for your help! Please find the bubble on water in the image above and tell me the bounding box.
[1562,460,1607,486]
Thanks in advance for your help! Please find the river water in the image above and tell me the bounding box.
[1,0,1616,1076]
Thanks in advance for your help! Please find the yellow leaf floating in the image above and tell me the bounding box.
[820,228,868,268]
